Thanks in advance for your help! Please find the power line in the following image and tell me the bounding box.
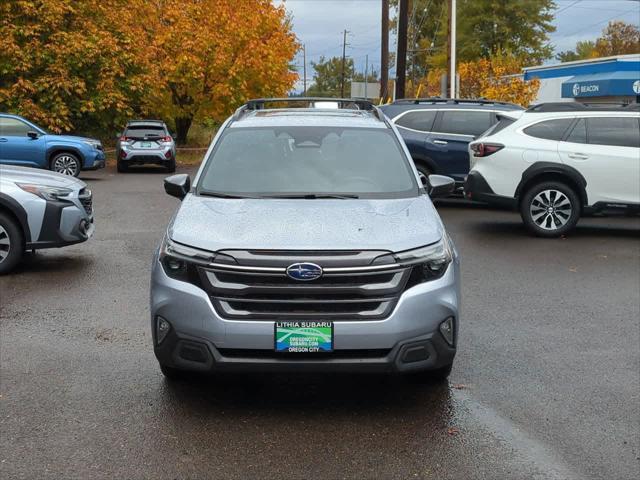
[558,8,639,38]
[555,0,581,15]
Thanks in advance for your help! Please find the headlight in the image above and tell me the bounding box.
[394,235,453,281]
[83,140,101,150]
[159,237,214,281]
[17,184,73,201]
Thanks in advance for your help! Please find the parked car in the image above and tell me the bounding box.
[0,114,105,177]
[0,165,95,273]
[151,97,460,381]
[380,98,524,186]
[116,120,176,173]
[466,102,640,237]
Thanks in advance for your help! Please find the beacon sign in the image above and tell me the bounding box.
[562,75,640,99]
[572,83,599,96]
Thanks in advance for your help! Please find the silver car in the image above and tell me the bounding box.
[116,120,176,173]
[0,165,94,274]
[151,98,460,381]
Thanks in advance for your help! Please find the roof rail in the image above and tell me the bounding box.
[526,102,640,112]
[392,97,521,108]
[233,97,384,121]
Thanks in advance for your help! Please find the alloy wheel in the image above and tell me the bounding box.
[0,225,10,263]
[53,155,79,176]
[529,189,572,231]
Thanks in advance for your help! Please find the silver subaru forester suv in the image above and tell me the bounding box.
[151,98,460,381]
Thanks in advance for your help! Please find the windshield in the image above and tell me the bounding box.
[197,127,418,199]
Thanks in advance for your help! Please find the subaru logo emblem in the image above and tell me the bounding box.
[286,262,323,281]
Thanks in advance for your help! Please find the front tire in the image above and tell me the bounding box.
[415,162,432,178]
[520,181,580,237]
[0,212,24,275]
[51,152,81,177]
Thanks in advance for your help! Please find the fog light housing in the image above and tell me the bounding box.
[156,316,171,345]
[439,317,455,347]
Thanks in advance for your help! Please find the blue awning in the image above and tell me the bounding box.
[562,71,640,98]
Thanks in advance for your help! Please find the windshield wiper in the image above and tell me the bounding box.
[199,191,259,199]
[264,193,360,199]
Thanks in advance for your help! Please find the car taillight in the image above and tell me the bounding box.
[471,142,504,157]
[120,136,132,143]
[161,136,172,142]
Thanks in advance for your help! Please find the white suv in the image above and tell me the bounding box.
[465,103,640,237]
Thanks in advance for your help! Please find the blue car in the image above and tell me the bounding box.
[0,114,105,177]
[380,98,523,185]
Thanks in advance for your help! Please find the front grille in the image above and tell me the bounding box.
[79,191,92,215]
[198,250,412,321]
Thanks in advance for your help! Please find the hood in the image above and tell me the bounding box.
[47,134,99,144]
[0,165,86,190]
[169,194,444,252]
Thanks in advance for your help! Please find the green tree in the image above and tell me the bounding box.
[306,56,355,97]
[396,0,555,80]
[554,21,639,63]
[556,41,596,62]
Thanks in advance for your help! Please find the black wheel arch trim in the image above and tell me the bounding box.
[516,162,588,205]
[411,154,438,174]
[47,147,85,167]
[0,193,31,243]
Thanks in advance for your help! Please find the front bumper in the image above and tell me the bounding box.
[464,170,517,209]
[150,254,460,374]
[26,197,94,249]
[83,150,106,170]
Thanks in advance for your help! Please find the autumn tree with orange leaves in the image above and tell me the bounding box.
[0,0,299,142]
[415,51,540,107]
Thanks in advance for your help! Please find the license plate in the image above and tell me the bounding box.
[140,141,153,148]
[275,321,333,353]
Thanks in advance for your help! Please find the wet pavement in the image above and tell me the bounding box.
[1,166,639,479]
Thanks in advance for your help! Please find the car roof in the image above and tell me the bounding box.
[126,120,165,126]
[230,108,388,129]
[380,98,523,119]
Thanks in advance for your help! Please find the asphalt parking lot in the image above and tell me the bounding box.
[1,165,638,480]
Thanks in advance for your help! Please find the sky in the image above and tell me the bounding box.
[275,0,640,91]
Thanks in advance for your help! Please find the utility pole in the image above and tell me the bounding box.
[380,0,389,101]
[450,0,457,98]
[395,0,409,100]
[364,54,369,99]
[302,43,307,95]
[340,29,349,98]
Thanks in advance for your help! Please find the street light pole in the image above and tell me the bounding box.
[450,0,457,98]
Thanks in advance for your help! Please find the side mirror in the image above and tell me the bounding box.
[164,174,190,200]
[27,131,39,140]
[171,133,177,140]
[427,174,455,198]
[115,132,122,139]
